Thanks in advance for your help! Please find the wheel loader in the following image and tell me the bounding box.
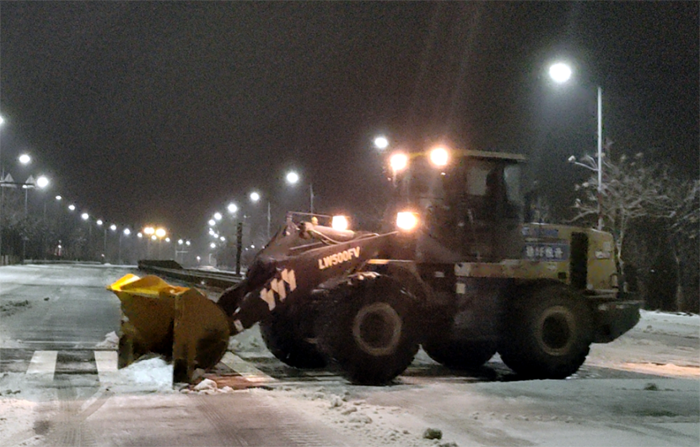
[108,147,641,385]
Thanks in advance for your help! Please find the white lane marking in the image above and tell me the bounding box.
[220,352,277,383]
[94,351,118,382]
[26,350,58,381]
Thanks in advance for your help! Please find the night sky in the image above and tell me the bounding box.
[1,2,697,244]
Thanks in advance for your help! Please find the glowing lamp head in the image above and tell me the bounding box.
[549,62,572,84]
[390,152,409,173]
[396,211,419,232]
[331,215,349,231]
[429,146,450,167]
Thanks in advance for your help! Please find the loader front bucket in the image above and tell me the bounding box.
[107,274,231,383]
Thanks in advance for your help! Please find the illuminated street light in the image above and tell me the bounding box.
[155,228,166,239]
[286,171,299,185]
[208,219,216,226]
[548,62,572,84]
[110,224,117,232]
[36,175,49,189]
[227,202,238,214]
[214,212,222,221]
[548,60,604,230]
[249,191,260,202]
[68,204,76,211]
[81,213,89,221]
[55,195,62,201]
[18,154,31,165]
[373,135,389,151]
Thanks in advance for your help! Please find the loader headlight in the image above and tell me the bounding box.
[390,152,409,174]
[429,146,450,167]
[396,211,419,231]
[332,215,349,231]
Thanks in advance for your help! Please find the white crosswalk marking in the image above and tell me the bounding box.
[220,352,277,383]
[26,350,58,381]
[2,349,281,386]
[94,351,118,382]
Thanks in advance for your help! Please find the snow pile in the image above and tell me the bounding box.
[228,325,268,354]
[639,309,700,338]
[105,357,176,393]
[95,331,119,349]
[179,378,235,395]
[588,309,700,378]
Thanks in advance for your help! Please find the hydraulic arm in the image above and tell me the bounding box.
[108,219,394,383]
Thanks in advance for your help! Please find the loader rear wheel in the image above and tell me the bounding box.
[319,274,419,385]
[422,339,497,370]
[260,306,326,369]
[498,285,592,379]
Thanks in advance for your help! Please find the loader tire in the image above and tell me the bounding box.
[319,274,419,385]
[498,284,593,379]
[422,339,497,370]
[260,306,327,369]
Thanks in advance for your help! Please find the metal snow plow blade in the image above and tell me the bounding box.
[107,274,231,383]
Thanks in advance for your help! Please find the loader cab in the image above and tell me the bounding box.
[391,148,526,263]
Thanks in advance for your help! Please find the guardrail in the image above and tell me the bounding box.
[137,260,244,290]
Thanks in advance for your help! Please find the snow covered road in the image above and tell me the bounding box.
[0,264,698,447]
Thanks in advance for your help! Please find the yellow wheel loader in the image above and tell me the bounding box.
[108,148,641,385]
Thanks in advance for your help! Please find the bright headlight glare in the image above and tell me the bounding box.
[332,215,349,231]
[429,146,450,167]
[396,212,419,231]
[390,152,409,173]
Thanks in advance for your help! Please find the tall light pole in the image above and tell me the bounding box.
[549,61,604,230]
[119,228,130,264]
[286,170,314,214]
[249,190,271,240]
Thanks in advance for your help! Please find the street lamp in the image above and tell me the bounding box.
[373,135,389,151]
[549,61,604,231]
[249,189,271,240]
[119,228,131,264]
[286,170,314,214]
[96,219,107,256]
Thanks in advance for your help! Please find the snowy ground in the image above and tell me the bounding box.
[1,310,698,447]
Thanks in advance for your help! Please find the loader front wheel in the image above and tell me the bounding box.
[260,306,326,369]
[319,274,419,385]
[498,285,592,379]
[422,339,497,370]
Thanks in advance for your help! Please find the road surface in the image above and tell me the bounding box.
[1,264,698,447]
